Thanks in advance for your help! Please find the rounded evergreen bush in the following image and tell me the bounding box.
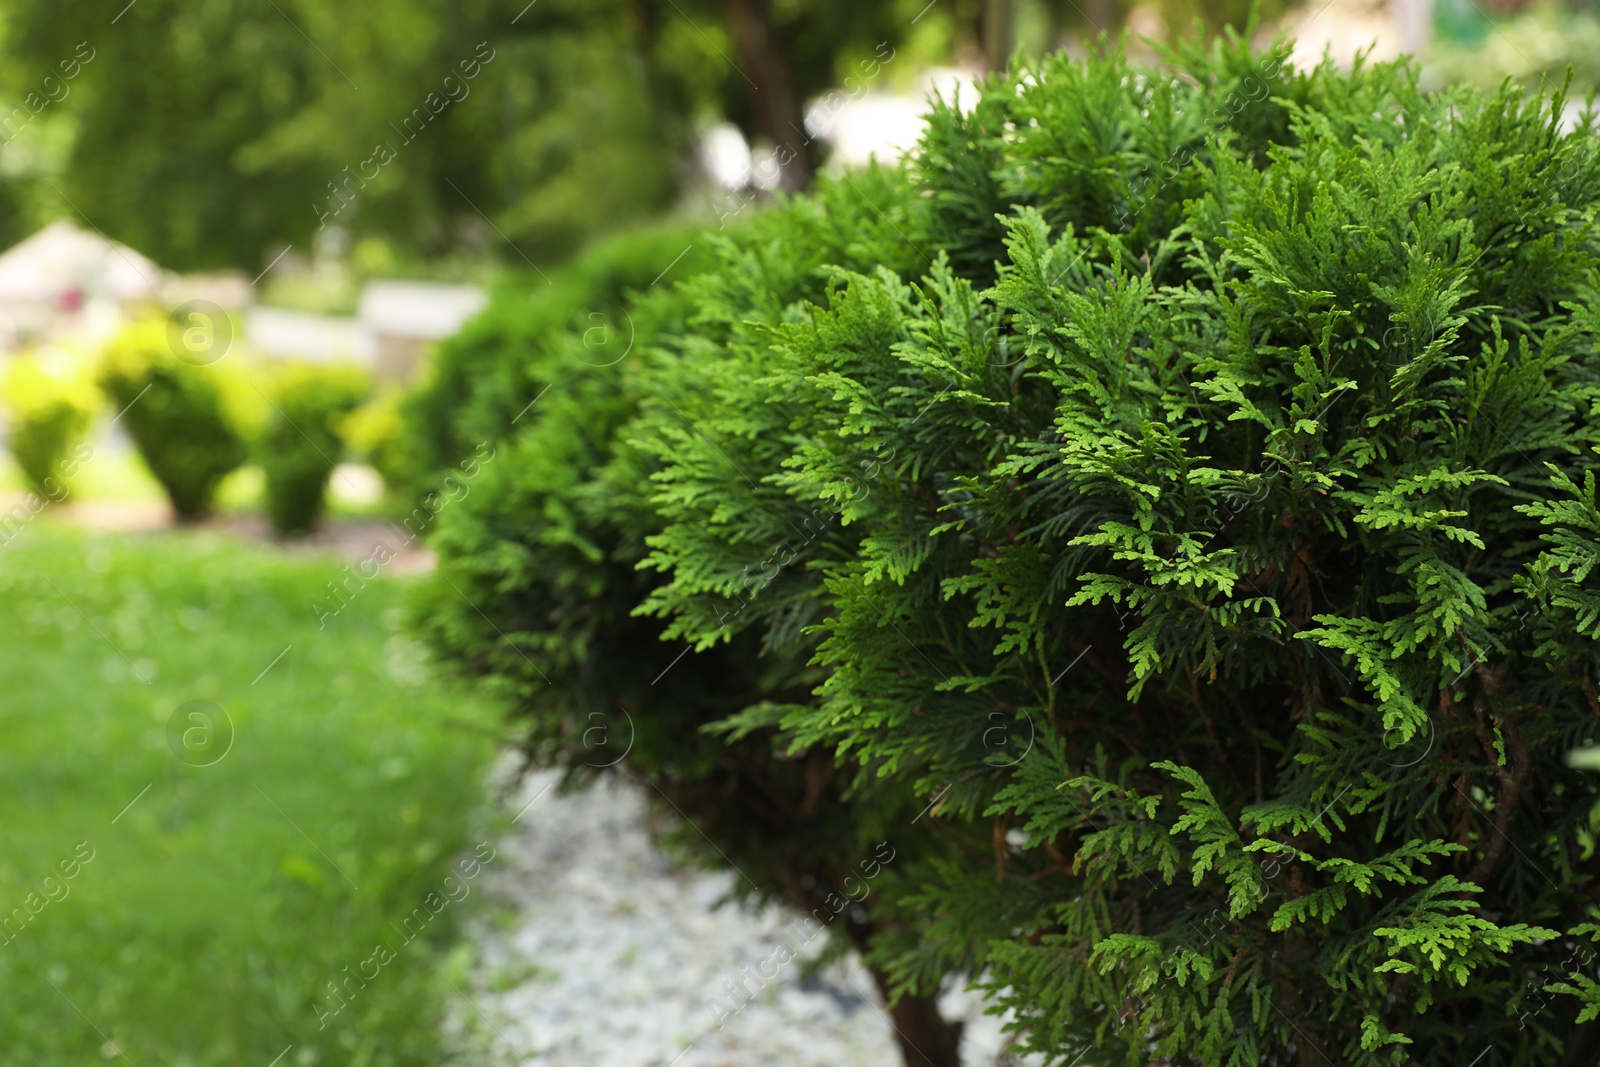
[410,32,1600,1067]
[256,363,369,537]
[2,348,97,501]
[339,392,410,496]
[639,38,1600,1067]
[97,319,248,522]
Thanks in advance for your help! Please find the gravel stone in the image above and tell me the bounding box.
[451,770,1041,1067]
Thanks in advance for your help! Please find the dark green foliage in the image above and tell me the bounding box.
[410,32,1600,1067]
[633,38,1600,1067]
[0,0,1300,275]
[98,321,247,522]
[257,364,369,537]
[0,0,927,270]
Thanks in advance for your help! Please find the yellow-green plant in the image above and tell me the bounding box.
[339,392,409,496]
[2,347,99,501]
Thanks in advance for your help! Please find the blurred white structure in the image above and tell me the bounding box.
[702,123,756,191]
[246,281,486,386]
[244,306,370,365]
[161,271,254,312]
[0,220,165,352]
[1280,0,1409,67]
[0,220,487,386]
[1268,0,1451,69]
[808,68,980,170]
[357,282,487,385]
[697,68,982,193]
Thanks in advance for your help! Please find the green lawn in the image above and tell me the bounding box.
[0,521,505,1067]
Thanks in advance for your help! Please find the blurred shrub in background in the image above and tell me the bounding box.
[340,391,411,497]
[399,220,713,489]
[97,320,249,521]
[1424,5,1600,93]
[256,363,370,537]
[2,347,98,500]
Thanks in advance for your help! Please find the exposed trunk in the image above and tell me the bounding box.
[722,0,812,190]
[1560,1019,1600,1067]
[652,752,961,1067]
[798,870,964,1067]
[867,964,965,1067]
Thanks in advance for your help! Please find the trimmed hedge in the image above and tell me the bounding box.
[98,320,248,522]
[2,349,96,501]
[339,392,409,495]
[411,33,1600,1067]
[256,363,370,537]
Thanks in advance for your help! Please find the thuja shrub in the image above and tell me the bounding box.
[256,363,370,537]
[2,348,97,500]
[338,392,410,496]
[409,170,980,1066]
[637,38,1600,1067]
[98,320,248,522]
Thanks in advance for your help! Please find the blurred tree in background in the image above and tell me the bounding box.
[0,0,506,268]
[0,0,1294,275]
[0,0,912,271]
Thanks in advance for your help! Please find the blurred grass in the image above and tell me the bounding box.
[0,522,506,1067]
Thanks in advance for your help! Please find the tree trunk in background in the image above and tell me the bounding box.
[1084,0,1116,43]
[722,0,813,191]
[983,0,1016,73]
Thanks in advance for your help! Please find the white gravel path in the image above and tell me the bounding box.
[449,769,1038,1067]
